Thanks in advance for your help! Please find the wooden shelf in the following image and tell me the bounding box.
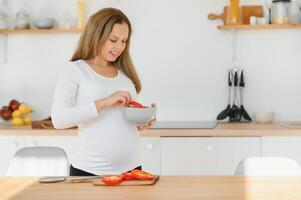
[0,29,82,35]
[218,24,301,30]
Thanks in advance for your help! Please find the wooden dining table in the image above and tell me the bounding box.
[1,176,301,200]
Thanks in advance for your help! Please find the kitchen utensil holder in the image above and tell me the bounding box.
[217,68,252,122]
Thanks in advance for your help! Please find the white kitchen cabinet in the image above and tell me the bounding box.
[24,136,76,162]
[0,134,265,176]
[161,137,261,175]
[199,137,261,175]
[0,136,25,175]
[24,136,162,175]
[161,137,203,175]
[23,136,161,175]
[139,137,161,175]
[262,136,301,167]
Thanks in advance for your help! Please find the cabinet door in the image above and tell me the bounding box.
[199,137,261,175]
[0,136,25,175]
[139,137,161,175]
[24,136,76,162]
[161,137,261,175]
[262,136,301,166]
[161,137,202,175]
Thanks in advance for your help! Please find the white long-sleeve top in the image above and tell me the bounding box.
[51,59,140,175]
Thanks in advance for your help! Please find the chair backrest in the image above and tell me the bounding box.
[6,146,69,176]
[235,157,301,176]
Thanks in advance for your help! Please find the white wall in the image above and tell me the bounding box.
[0,0,300,121]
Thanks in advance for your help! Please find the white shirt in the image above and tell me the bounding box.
[51,59,140,175]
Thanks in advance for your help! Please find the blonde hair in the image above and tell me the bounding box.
[71,8,141,93]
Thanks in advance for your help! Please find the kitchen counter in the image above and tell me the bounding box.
[1,176,301,200]
[0,125,77,136]
[141,122,301,137]
[0,122,301,136]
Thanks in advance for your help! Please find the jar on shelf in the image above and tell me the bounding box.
[0,10,8,30]
[60,12,74,29]
[76,0,87,29]
[271,0,292,24]
[227,0,241,25]
[14,10,31,29]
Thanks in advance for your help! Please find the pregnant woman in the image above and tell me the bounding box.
[51,8,156,176]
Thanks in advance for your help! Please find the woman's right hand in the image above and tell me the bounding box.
[95,91,131,112]
[105,91,132,107]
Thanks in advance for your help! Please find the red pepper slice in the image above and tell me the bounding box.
[122,172,137,181]
[102,175,123,185]
[131,169,154,180]
[128,101,144,108]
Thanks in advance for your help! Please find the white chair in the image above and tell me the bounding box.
[235,157,301,176]
[6,146,69,176]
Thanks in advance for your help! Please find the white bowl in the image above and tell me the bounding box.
[254,111,275,124]
[122,107,156,125]
[34,18,55,29]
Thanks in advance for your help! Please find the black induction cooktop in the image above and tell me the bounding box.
[151,121,217,129]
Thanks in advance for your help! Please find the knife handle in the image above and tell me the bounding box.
[39,177,66,183]
[234,71,238,87]
[239,70,245,87]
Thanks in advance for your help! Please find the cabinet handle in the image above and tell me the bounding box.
[12,141,19,149]
[146,143,154,151]
[205,144,214,152]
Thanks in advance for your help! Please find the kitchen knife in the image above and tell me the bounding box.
[39,175,103,183]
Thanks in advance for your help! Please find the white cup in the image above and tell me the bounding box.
[250,16,257,25]
[256,17,267,25]
[254,111,275,124]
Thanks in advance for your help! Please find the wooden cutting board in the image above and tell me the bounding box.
[241,5,263,24]
[92,175,160,186]
[208,6,228,25]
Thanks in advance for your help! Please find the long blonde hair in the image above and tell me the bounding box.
[71,8,141,93]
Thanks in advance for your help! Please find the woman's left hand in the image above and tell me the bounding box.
[137,103,157,131]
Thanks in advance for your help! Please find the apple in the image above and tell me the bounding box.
[9,99,20,111]
[0,106,12,120]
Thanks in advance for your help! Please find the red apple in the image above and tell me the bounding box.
[0,106,12,120]
[9,99,20,111]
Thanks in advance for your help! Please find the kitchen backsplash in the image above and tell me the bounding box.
[0,0,300,121]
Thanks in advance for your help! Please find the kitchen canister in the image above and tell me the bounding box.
[14,10,31,29]
[271,0,292,24]
[0,10,8,30]
[76,0,87,29]
[250,16,257,25]
[227,0,241,25]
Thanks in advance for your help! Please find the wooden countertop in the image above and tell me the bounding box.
[0,125,77,136]
[141,122,301,137]
[0,122,301,137]
[1,176,301,200]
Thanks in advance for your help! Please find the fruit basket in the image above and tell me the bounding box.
[0,99,33,126]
